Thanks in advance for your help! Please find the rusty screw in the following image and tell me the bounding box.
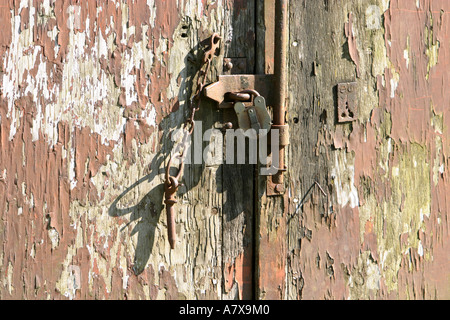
[275,184,285,193]
[224,60,233,71]
[223,122,233,130]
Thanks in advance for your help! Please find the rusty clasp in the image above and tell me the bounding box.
[164,154,185,249]
[225,89,261,103]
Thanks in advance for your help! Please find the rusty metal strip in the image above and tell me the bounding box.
[266,0,289,197]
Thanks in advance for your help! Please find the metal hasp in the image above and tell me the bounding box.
[266,0,289,196]
[203,0,290,196]
[203,74,275,109]
[337,82,358,123]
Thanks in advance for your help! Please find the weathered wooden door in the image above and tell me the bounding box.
[1,0,449,300]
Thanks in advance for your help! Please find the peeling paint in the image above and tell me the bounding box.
[0,0,229,300]
[287,0,450,300]
[1,0,448,301]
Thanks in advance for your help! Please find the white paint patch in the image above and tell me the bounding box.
[390,78,398,98]
[147,0,157,28]
[122,271,129,290]
[69,147,77,190]
[65,265,81,300]
[417,241,424,257]
[48,228,60,249]
[7,262,13,295]
[143,104,157,128]
[365,258,381,290]
[404,49,409,69]
[392,166,399,177]
[67,5,82,30]
[331,151,359,209]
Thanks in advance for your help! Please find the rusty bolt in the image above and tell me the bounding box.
[223,122,233,130]
[237,61,245,70]
[224,60,233,71]
[275,184,284,193]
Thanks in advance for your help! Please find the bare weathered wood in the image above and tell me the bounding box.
[221,0,256,300]
[0,0,231,300]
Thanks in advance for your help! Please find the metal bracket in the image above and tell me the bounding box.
[337,82,358,123]
[203,74,275,109]
[234,96,271,136]
[266,124,289,196]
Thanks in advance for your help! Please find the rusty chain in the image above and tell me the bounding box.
[164,33,222,249]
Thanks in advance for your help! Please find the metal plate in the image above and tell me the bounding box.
[337,82,358,123]
[234,97,271,138]
[204,74,275,108]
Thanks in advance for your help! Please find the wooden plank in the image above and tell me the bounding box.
[221,0,256,300]
[284,0,450,300]
[286,0,335,300]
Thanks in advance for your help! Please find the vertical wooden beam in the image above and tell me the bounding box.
[221,0,256,300]
[256,0,275,75]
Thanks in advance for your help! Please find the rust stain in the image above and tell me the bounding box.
[224,251,253,299]
[258,195,287,300]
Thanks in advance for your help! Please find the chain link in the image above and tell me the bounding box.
[165,33,221,187]
[163,33,221,249]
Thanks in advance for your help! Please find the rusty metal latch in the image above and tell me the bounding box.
[162,1,289,249]
[233,90,271,137]
[203,0,289,196]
